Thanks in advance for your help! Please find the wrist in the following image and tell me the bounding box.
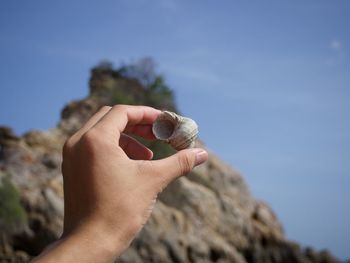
[63,219,130,259]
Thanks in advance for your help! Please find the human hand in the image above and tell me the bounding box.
[33,105,208,262]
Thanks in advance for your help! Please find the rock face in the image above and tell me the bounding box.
[0,64,339,262]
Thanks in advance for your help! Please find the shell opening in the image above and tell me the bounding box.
[153,119,175,140]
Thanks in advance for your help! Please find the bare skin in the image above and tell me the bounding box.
[32,105,208,263]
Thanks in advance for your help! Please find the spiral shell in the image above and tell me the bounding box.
[152,111,198,150]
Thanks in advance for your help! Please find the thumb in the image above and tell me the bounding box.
[147,148,208,188]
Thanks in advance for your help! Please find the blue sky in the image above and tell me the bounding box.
[1,0,350,259]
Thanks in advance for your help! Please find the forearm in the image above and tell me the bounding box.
[32,223,128,263]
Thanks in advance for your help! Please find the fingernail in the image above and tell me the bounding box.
[194,149,208,166]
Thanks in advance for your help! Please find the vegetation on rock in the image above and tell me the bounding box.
[0,172,27,234]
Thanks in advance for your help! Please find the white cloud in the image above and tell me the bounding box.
[330,39,342,51]
[324,39,346,66]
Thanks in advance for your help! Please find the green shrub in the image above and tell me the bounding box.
[0,174,27,234]
[145,76,176,111]
[114,58,177,111]
[112,89,137,105]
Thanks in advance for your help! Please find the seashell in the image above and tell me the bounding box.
[152,111,198,151]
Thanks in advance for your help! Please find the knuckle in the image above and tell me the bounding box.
[62,137,75,155]
[80,128,102,148]
[112,104,127,112]
[100,105,112,112]
[178,153,193,175]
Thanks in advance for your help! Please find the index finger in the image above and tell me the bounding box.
[93,105,161,138]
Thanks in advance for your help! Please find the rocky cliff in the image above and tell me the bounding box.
[0,62,339,262]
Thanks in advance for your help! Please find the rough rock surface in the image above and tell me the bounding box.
[0,65,339,262]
